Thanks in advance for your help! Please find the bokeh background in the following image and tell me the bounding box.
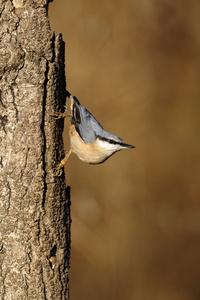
[49,1,200,299]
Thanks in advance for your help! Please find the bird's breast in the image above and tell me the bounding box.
[69,125,110,164]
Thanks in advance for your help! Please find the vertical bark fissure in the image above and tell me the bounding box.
[41,263,47,300]
[41,60,49,209]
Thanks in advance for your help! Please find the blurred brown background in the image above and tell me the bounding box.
[49,1,200,299]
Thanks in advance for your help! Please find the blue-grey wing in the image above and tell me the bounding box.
[71,97,105,144]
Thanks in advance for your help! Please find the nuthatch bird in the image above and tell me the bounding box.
[53,92,135,175]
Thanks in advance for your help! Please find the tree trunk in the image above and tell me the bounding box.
[0,1,71,299]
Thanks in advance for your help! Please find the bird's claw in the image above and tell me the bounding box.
[55,168,62,177]
[54,165,63,177]
[51,106,71,119]
[50,112,69,119]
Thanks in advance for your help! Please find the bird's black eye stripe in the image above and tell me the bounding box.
[96,134,123,146]
[109,139,116,145]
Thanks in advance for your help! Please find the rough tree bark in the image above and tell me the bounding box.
[0,0,71,299]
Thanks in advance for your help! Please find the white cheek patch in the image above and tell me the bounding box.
[97,139,121,152]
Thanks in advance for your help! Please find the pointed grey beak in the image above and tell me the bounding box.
[121,143,135,149]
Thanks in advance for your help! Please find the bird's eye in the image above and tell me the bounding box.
[109,139,116,144]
